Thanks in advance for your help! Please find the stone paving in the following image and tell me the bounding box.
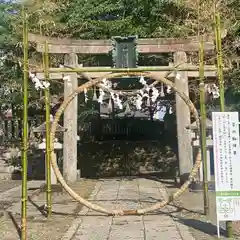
[0,180,21,193]
[63,178,195,240]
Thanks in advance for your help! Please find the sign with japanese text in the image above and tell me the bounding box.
[212,112,240,221]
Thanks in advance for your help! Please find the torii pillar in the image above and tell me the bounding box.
[174,51,193,184]
[63,53,78,182]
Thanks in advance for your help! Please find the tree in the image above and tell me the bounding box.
[25,0,194,39]
[0,1,66,117]
[0,1,23,116]
[1,0,240,116]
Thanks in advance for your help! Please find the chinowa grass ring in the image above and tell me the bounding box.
[49,71,201,215]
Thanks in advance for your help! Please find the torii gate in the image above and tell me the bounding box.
[29,33,217,183]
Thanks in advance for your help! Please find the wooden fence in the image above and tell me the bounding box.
[79,118,165,142]
[0,117,165,144]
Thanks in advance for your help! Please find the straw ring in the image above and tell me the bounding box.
[50,71,201,215]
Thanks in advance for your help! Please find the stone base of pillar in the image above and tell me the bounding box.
[178,173,190,186]
[77,169,81,180]
[40,183,63,193]
[45,152,58,185]
[189,181,215,192]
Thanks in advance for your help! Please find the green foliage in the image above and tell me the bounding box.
[0,1,18,48]
[0,2,23,114]
[223,0,240,111]
[26,0,194,39]
[0,0,239,114]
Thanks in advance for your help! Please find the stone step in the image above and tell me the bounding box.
[0,159,7,164]
[0,165,15,173]
[0,163,8,168]
[0,172,12,180]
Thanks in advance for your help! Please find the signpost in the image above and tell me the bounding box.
[212,112,240,238]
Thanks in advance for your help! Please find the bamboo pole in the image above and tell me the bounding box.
[197,0,209,216]
[215,12,225,112]
[32,66,225,73]
[43,41,52,218]
[214,5,233,239]
[198,38,209,213]
[21,6,28,240]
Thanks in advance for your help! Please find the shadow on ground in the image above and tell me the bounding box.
[177,217,227,237]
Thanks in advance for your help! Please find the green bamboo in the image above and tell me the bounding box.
[214,6,232,238]
[214,17,220,92]
[33,66,226,73]
[197,0,209,215]
[199,37,209,216]
[215,13,225,112]
[21,6,28,240]
[43,41,52,218]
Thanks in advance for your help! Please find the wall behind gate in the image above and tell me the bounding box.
[78,140,177,178]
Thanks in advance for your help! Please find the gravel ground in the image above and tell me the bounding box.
[0,179,96,240]
[161,179,240,240]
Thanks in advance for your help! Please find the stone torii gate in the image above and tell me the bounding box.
[29,33,217,183]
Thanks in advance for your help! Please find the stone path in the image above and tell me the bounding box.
[63,178,195,240]
[0,180,44,209]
